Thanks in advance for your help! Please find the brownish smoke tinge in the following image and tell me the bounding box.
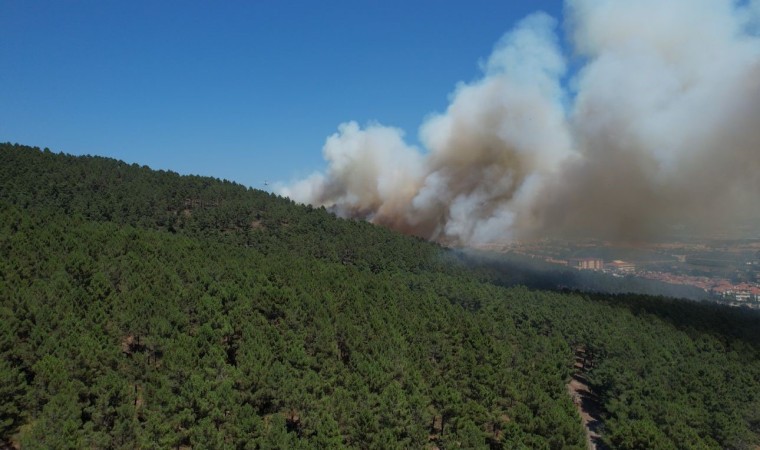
[281,0,760,246]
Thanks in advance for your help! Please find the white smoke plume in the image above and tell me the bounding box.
[281,0,760,245]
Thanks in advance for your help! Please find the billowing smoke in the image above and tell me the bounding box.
[281,0,760,245]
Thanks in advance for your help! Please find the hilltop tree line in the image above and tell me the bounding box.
[1,143,759,449]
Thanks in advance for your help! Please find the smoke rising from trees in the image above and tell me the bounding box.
[281,0,760,245]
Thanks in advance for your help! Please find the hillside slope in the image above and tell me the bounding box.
[1,143,759,449]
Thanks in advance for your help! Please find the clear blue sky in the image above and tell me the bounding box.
[0,1,564,189]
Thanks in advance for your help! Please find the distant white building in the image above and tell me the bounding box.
[607,260,635,273]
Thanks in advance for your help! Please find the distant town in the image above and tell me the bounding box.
[474,238,760,309]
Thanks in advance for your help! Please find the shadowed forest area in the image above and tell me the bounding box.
[1,143,760,449]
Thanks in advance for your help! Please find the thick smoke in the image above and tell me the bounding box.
[281,0,760,245]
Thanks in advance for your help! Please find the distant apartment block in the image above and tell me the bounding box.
[569,258,604,270]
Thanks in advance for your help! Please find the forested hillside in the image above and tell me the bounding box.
[1,143,759,449]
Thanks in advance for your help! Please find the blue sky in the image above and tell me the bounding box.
[0,1,565,189]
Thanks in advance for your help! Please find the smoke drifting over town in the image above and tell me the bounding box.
[281,0,760,245]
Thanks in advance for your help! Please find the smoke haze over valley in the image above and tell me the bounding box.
[282,0,760,245]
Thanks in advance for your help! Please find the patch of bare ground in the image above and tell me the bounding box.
[0,439,19,450]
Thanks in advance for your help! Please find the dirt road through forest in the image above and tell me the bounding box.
[567,349,607,450]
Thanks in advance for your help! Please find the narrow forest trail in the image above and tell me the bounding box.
[567,348,607,450]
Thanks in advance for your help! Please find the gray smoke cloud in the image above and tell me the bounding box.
[281,0,760,245]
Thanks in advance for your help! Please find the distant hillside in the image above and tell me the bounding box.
[465,250,711,301]
[1,143,759,449]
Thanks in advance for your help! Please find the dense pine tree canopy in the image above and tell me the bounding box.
[1,143,759,449]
